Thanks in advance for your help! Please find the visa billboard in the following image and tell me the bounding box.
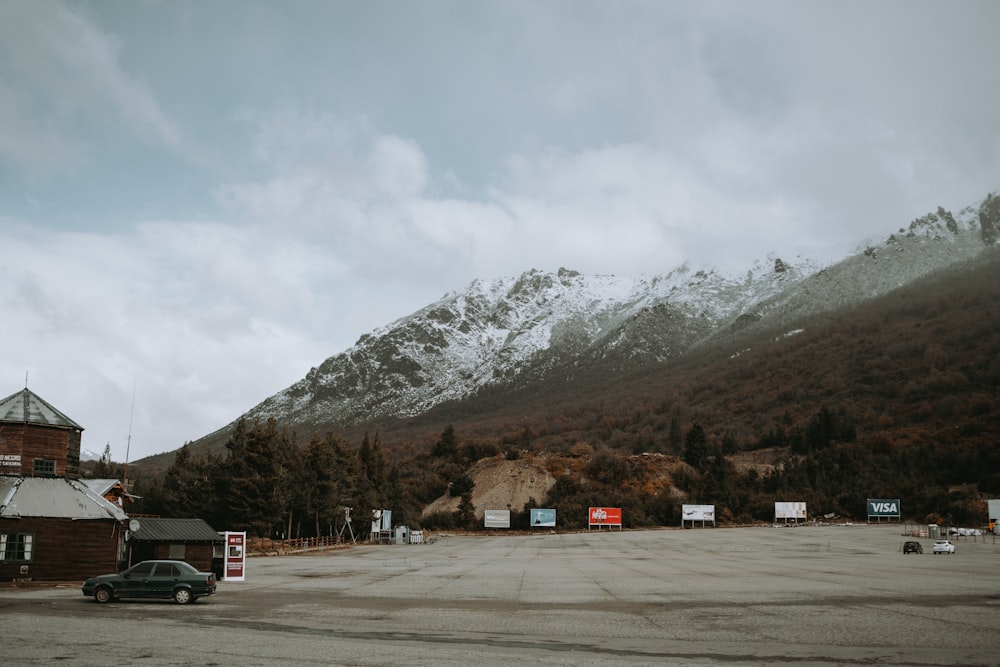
[867,499,901,518]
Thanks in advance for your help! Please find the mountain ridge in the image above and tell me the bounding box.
[167,190,998,461]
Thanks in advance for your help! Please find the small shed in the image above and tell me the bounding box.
[126,517,223,573]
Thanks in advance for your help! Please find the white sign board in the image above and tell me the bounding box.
[484,509,511,528]
[775,502,807,520]
[682,504,715,522]
[988,499,1000,521]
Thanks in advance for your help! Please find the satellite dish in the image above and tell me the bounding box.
[129,518,141,532]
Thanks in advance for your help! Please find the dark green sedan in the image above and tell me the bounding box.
[82,560,217,604]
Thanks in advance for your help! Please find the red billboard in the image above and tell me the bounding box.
[588,506,622,527]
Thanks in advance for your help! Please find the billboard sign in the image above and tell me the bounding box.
[682,504,715,522]
[774,502,807,520]
[867,499,901,519]
[530,508,556,527]
[589,506,622,528]
[484,509,511,528]
[223,531,246,582]
[371,509,392,534]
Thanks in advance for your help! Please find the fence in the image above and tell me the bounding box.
[901,522,997,544]
[247,535,344,555]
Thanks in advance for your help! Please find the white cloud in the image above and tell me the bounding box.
[370,136,429,199]
[1,1,998,461]
[0,1,189,175]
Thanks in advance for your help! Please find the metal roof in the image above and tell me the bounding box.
[0,475,128,521]
[130,517,223,543]
[0,388,83,430]
[81,479,122,496]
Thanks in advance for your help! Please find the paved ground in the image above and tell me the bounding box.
[2,525,999,666]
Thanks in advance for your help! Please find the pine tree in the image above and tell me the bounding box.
[683,423,709,470]
[432,424,459,460]
[223,417,293,537]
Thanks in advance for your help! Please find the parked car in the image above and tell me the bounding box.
[932,540,956,555]
[82,559,216,604]
[902,541,923,554]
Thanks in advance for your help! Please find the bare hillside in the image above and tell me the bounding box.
[420,456,556,519]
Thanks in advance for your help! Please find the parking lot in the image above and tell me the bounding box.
[2,525,999,666]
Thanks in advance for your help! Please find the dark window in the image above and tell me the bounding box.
[0,533,34,561]
[33,459,56,476]
[128,562,155,577]
[151,563,180,577]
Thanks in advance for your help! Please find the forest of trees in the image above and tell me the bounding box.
[123,401,998,538]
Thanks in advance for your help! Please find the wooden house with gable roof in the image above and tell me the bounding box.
[0,388,129,581]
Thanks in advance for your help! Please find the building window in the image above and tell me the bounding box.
[33,459,56,476]
[168,544,186,559]
[0,533,34,562]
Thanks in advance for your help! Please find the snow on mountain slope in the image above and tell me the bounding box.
[223,191,998,436]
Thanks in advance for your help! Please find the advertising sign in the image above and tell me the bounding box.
[867,499,901,519]
[371,509,392,534]
[682,504,715,522]
[681,505,715,525]
[774,502,807,520]
[588,506,622,528]
[223,531,246,582]
[530,508,556,527]
[484,509,511,528]
[988,499,1000,521]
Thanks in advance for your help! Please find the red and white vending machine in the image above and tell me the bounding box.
[223,531,246,582]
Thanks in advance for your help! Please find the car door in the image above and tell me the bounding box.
[146,562,181,598]
[119,561,156,598]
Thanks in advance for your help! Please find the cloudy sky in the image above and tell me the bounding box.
[2,1,998,461]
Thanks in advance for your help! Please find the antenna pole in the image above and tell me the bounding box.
[123,382,136,488]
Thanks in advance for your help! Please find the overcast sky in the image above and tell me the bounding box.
[2,1,998,462]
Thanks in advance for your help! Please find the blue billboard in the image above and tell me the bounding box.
[530,508,556,527]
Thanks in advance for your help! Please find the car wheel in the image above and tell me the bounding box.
[94,586,114,603]
[173,588,192,605]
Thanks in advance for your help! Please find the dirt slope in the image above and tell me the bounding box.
[421,456,556,519]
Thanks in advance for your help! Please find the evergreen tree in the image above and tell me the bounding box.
[668,411,683,454]
[223,417,293,537]
[161,444,222,523]
[93,443,121,478]
[432,424,459,460]
[303,433,354,537]
[683,423,709,470]
[357,432,390,512]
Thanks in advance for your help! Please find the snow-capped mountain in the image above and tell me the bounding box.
[205,192,999,441]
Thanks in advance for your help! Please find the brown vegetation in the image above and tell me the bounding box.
[125,255,1000,532]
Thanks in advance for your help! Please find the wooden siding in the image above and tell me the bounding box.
[0,423,81,480]
[0,516,122,582]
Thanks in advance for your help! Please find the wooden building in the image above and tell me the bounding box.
[0,388,83,479]
[126,517,223,574]
[0,388,129,582]
[0,476,128,581]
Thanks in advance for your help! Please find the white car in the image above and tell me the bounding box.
[932,540,956,554]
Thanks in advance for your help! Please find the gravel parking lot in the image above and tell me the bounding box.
[2,525,998,666]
